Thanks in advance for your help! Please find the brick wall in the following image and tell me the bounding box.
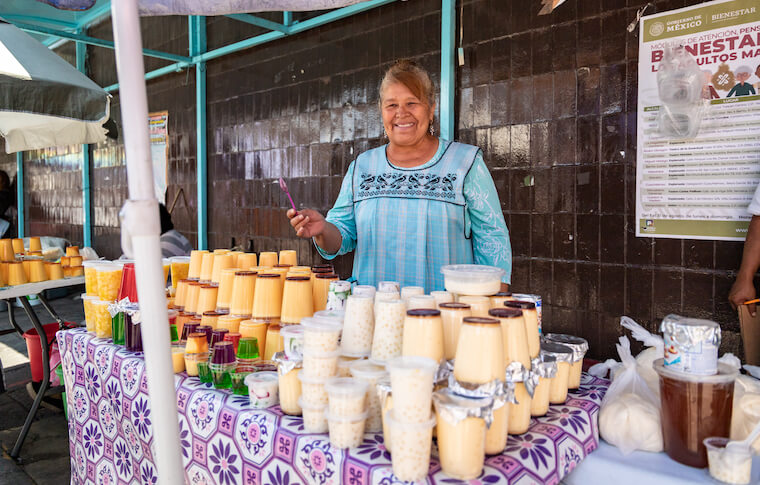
[4,0,750,359]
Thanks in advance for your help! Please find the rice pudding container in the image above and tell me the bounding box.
[704,437,752,484]
[543,333,589,389]
[302,348,340,378]
[350,359,388,433]
[352,285,376,298]
[297,397,328,433]
[300,316,341,353]
[245,372,279,408]
[325,377,368,416]
[340,294,375,355]
[400,286,424,303]
[434,389,491,480]
[387,356,438,422]
[371,299,406,362]
[385,410,436,482]
[326,411,368,449]
[298,370,330,407]
[441,264,504,296]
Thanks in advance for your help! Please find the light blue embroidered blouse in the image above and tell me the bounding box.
[316,138,512,292]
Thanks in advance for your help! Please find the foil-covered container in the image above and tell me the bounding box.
[511,293,542,333]
[433,388,494,427]
[272,351,302,376]
[543,334,588,363]
[539,342,574,364]
[505,361,538,399]
[660,314,721,375]
[447,376,516,406]
[107,297,133,318]
[376,378,392,409]
[531,355,558,379]
[436,359,453,385]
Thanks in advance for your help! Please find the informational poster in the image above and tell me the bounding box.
[149,111,168,203]
[636,0,760,240]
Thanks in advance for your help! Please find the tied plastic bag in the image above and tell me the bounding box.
[599,336,663,455]
[731,364,760,452]
[656,45,705,139]
[620,316,663,396]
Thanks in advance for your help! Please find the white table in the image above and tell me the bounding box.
[564,440,760,484]
[0,276,85,460]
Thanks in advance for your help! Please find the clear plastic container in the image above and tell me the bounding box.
[457,296,491,318]
[82,260,100,296]
[434,390,489,480]
[407,295,436,310]
[371,299,406,362]
[301,316,342,353]
[92,299,112,338]
[655,359,737,468]
[277,363,302,415]
[95,262,124,302]
[280,324,304,360]
[81,294,99,333]
[302,348,340,378]
[325,377,368,416]
[385,410,436,482]
[297,397,328,433]
[298,370,330,407]
[704,437,753,484]
[326,411,368,448]
[350,360,388,433]
[387,355,438,422]
[441,264,504,296]
[341,294,375,355]
[245,371,279,408]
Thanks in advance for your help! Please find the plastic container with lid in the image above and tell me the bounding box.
[280,324,304,360]
[530,354,558,417]
[434,389,492,480]
[385,410,436,481]
[387,355,438,422]
[661,314,721,376]
[543,333,588,389]
[325,377,369,416]
[441,264,504,296]
[298,370,330,407]
[655,358,737,468]
[350,359,388,432]
[95,262,124,302]
[402,309,444,363]
[302,348,340,378]
[341,294,375,355]
[371,299,406,362]
[82,260,100,296]
[245,371,279,408]
[326,411,368,448]
[400,286,424,302]
[298,397,328,433]
[301,316,342,353]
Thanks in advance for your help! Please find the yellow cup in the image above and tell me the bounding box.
[239,319,269,352]
[196,284,219,316]
[7,262,27,286]
[188,250,208,279]
[259,252,277,268]
[83,261,99,295]
[92,299,112,338]
[230,271,257,317]
[171,345,186,373]
[216,268,240,312]
[0,262,7,285]
[184,281,204,315]
[265,324,284,360]
[185,333,209,354]
[236,253,257,270]
[71,266,84,277]
[21,260,31,281]
[96,262,124,302]
[252,273,283,319]
[313,273,338,312]
[217,315,244,333]
[66,246,80,257]
[82,294,99,333]
[213,249,230,255]
[175,279,190,310]
[28,237,41,252]
[184,353,209,377]
[8,238,22,257]
[279,250,297,266]
[211,253,235,284]
[170,256,190,289]
[28,260,47,283]
[201,311,224,330]
[199,252,215,283]
[281,276,313,324]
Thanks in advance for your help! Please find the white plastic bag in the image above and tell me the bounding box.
[620,316,663,396]
[656,45,705,139]
[599,336,663,455]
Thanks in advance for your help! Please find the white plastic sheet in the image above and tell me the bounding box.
[138,0,366,15]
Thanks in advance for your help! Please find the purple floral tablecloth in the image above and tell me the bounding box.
[58,327,609,485]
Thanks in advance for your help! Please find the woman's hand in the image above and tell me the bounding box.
[287,208,327,239]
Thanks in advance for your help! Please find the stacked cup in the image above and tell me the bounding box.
[298,316,342,433]
[350,360,388,432]
[236,337,260,372]
[325,377,369,448]
[209,341,237,388]
[385,356,438,482]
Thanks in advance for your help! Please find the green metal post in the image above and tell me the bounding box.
[76,32,92,247]
[283,11,293,27]
[440,0,456,141]
[189,16,207,250]
[16,152,23,238]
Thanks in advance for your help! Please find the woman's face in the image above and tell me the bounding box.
[380,82,435,148]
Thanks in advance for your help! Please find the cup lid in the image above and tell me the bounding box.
[325,377,369,397]
[244,371,278,386]
[489,308,523,319]
[653,358,738,383]
[406,308,441,317]
[439,302,471,310]
[280,325,304,338]
[440,264,505,280]
[349,359,387,379]
[505,300,536,310]
[301,316,342,333]
[386,355,438,374]
[324,410,369,422]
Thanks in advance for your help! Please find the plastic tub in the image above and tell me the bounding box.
[280,324,304,360]
[300,316,342,353]
[326,411,368,448]
[655,358,737,468]
[23,323,59,382]
[298,370,330,407]
[387,355,438,422]
[441,264,504,296]
[704,437,753,484]
[302,348,341,378]
[298,397,328,433]
[245,371,279,408]
[385,410,436,481]
[325,377,369,416]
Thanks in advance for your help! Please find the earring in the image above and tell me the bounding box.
[383,130,388,140]
[428,123,435,136]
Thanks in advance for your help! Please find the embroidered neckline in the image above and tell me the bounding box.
[384,138,450,172]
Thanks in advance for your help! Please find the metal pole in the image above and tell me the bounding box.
[110,1,184,483]
[440,0,456,141]
[76,33,92,248]
[189,16,207,250]
[16,152,23,238]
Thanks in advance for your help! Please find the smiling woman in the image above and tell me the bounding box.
[287,59,512,292]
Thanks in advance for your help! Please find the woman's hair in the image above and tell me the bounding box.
[0,171,10,191]
[379,59,436,109]
[158,203,174,233]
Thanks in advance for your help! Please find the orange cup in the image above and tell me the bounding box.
[259,252,277,268]
[28,237,42,252]
[196,284,219,316]
[8,238,22,257]
[175,279,190,310]
[201,311,224,329]
[239,318,269,352]
[199,252,215,283]
[252,273,283,319]
[188,250,208,279]
[7,262,27,286]
[29,260,47,283]
[184,281,204,315]
[279,250,297,266]
[281,276,313,324]
[66,246,80,257]
[0,262,8,285]
[185,333,209,354]
[236,253,257,270]
[45,262,64,281]
[213,249,230,255]
[211,253,235,284]
[230,271,257,317]
[21,260,31,281]
[313,273,338,312]
[217,315,244,333]
[71,266,84,277]
[216,267,239,312]
[265,324,284,360]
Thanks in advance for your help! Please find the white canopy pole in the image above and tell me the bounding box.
[110,1,184,483]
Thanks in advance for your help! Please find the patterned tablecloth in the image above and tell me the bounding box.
[58,328,609,485]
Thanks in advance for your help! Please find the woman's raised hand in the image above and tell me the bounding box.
[287,208,326,239]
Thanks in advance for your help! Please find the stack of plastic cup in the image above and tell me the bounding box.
[209,341,237,388]
[350,360,388,432]
[201,311,224,329]
[236,337,260,372]
[298,316,343,432]
[210,329,229,349]
[92,299,112,338]
[81,294,98,333]
[245,371,279,408]
[325,377,369,448]
[386,355,439,482]
[184,332,209,377]
[180,321,200,342]
[196,325,213,343]
[240,319,268,351]
[341,294,375,357]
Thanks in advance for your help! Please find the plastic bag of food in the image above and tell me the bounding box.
[656,45,705,139]
[619,316,663,396]
[599,336,663,455]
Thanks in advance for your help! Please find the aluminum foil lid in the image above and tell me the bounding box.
[543,334,589,362]
[436,359,453,385]
[433,388,494,427]
[660,314,721,349]
[273,351,302,375]
[107,297,132,318]
[378,281,400,292]
[531,355,558,379]
[505,361,538,398]
[540,342,574,363]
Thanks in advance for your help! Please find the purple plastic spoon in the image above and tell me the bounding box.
[279,177,298,215]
